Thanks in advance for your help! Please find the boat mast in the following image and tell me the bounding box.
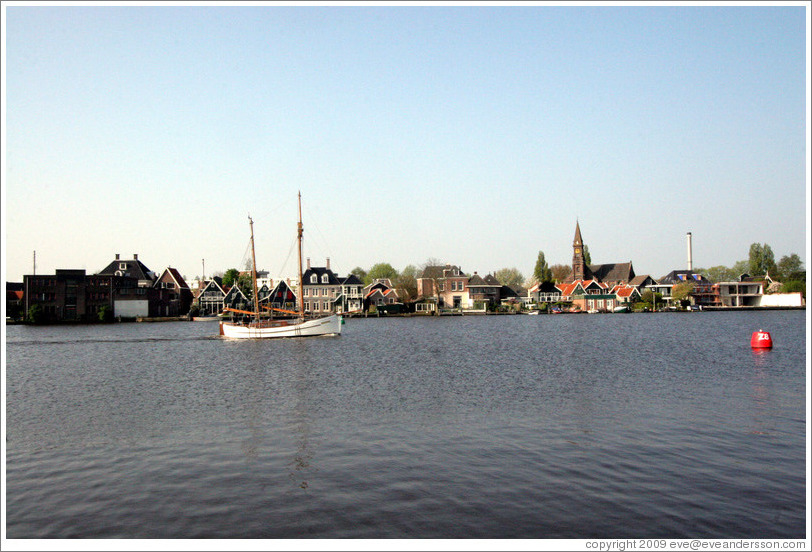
[297,192,305,319]
[249,215,260,320]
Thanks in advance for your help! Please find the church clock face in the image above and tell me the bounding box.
[575,248,581,254]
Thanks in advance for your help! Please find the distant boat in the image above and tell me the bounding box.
[526,310,540,315]
[587,309,600,314]
[613,306,630,313]
[219,193,342,339]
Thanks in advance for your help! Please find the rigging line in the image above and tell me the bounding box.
[244,195,298,226]
[301,203,333,264]
[274,236,298,281]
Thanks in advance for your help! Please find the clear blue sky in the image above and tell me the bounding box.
[3,2,809,284]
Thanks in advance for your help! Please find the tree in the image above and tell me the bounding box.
[780,281,805,296]
[533,251,553,284]
[237,272,254,299]
[351,266,368,284]
[583,245,592,266]
[748,243,776,277]
[731,260,750,279]
[222,268,240,288]
[671,282,695,307]
[698,265,737,283]
[396,265,418,301]
[494,267,524,288]
[550,264,571,283]
[98,305,113,323]
[368,263,399,283]
[777,254,804,281]
[26,304,45,325]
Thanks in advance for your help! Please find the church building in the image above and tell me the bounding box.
[566,221,635,286]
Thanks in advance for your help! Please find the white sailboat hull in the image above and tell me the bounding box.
[220,314,342,339]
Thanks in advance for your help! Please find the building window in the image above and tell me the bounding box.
[310,274,318,284]
[321,274,329,284]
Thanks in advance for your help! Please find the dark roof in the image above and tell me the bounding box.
[6,282,24,292]
[468,273,486,286]
[588,262,635,284]
[99,256,155,281]
[419,264,463,279]
[341,274,363,286]
[302,266,341,285]
[657,270,709,285]
[483,274,501,286]
[629,275,655,287]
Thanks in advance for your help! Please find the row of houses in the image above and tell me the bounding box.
[17,254,194,323]
[9,222,803,323]
[195,258,400,317]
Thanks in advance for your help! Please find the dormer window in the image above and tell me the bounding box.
[119,263,127,270]
[310,274,318,284]
[321,274,329,284]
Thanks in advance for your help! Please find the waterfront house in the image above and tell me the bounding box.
[24,269,153,321]
[467,273,502,308]
[261,279,298,313]
[6,282,24,320]
[195,278,226,316]
[716,275,764,307]
[363,279,400,312]
[417,264,470,309]
[528,281,562,304]
[98,253,157,286]
[153,267,193,316]
[649,270,713,306]
[337,274,364,314]
[223,284,250,313]
[301,258,360,315]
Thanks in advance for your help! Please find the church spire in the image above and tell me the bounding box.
[572,220,586,281]
[573,219,583,247]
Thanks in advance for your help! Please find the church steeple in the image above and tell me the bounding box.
[572,220,586,281]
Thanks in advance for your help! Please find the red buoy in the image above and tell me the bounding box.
[751,330,773,349]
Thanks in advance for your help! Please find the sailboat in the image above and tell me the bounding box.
[219,193,343,339]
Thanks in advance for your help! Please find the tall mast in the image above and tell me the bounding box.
[249,215,260,319]
[297,192,305,319]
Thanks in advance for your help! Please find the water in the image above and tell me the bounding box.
[4,311,807,538]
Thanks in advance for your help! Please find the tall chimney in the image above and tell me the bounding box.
[134,253,138,261]
[306,257,311,270]
[686,232,693,272]
[326,257,331,271]
[115,253,120,260]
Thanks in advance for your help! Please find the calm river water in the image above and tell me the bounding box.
[4,311,807,539]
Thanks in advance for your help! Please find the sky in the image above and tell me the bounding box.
[2,2,809,285]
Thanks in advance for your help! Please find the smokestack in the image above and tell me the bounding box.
[686,232,693,272]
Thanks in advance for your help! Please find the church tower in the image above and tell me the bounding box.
[572,220,586,281]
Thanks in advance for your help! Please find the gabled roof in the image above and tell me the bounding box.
[588,262,634,284]
[483,274,501,286]
[629,275,655,287]
[341,274,363,286]
[468,273,486,286]
[198,278,226,297]
[155,267,189,290]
